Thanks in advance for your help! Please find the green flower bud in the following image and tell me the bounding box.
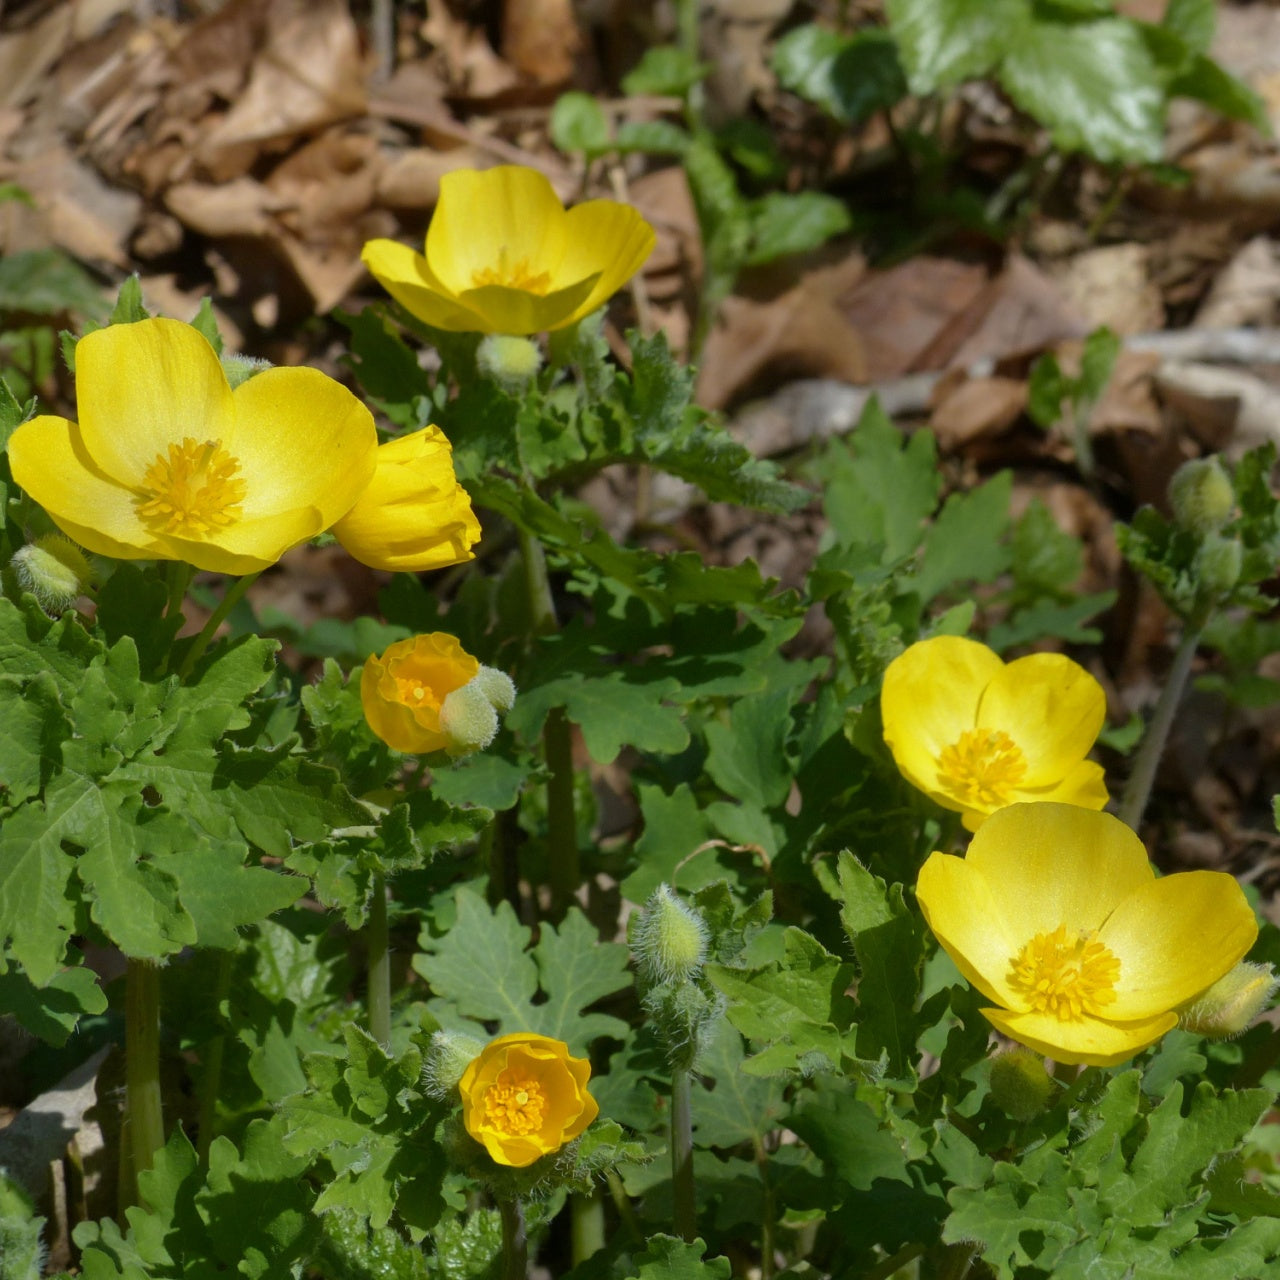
[0,1173,45,1280]
[473,664,517,714]
[9,533,93,614]
[220,353,274,389]
[1179,962,1278,1039]
[1169,457,1235,534]
[439,680,500,756]
[476,335,542,394]
[633,884,709,986]
[988,1049,1053,1122]
[1193,533,1243,597]
[422,1029,485,1099]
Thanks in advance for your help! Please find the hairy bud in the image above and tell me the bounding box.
[476,335,542,394]
[439,681,501,756]
[9,534,92,614]
[1180,962,1278,1039]
[989,1049,1053,1122]
[473,665,517,714]
[422,1029,485,1099]
[633,884,709,986]
[1169,457,1235,534]
[1193,533,1243,598]
[220,354,274,389]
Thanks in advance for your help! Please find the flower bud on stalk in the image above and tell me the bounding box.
[1179,962,1279,1039]
[1169,456,1235,534]
[422,1029,485,1099]
[1193,533,1243,599]
[989,1049,1054,1121]
[9,534,93,614]
[633,884,709,986]
[476,335,543,394]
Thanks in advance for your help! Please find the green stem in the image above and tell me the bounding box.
[671,1067,696,1243]
[1118,623,1204,832]
[754,1136,775,1280]
[367,870,391,1049]
[604,1168,644,1242]
[516,524,579,916]
[570,1192,605,1267]
[196,950,234,1164]
[499,1197,528,1280]
[125,958,164,1208]
[164,562,195,621]
[175,572,261,682]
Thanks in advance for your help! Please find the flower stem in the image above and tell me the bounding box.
[516,524,579,915]
[124,958,164,1208]
[604,1169,644,1241]
[195,949,233,1164]
[164,561,194,621]
[671,1066,697,1243]
[175,571,261,682]
[570,1191,605,1267]
[499,1197,528,1280]
[1118,623,1203,832]
[367,870,392,1049]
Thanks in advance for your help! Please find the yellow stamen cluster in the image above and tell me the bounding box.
[936,728,1028,809]
[1009,924,1120,1022]
[482,1072,547,1137]
[471,249,553,296]
[137,437,246,536]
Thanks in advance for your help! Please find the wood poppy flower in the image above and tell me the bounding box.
[916,803,1258,1066]
[361,165,655,334]
[360,632,480,754]
[459,1033,599,1167]
[881,635,1108,831]
[8,318,377,575]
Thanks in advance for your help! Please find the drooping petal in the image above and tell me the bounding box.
[360,239,492,332]
[8,415,176,560]
[983,1005,1177,1067]
[978,653,1106,785]
[881,636,1004,794]
[965,804,1153,938]
[1099,870,1258,1019]
[74,318,236,485]
[916,851,1022,1008]
[554,199,656,321]
[425,166,568,298]
[456,276,600,336]
[1018,758,1109,811]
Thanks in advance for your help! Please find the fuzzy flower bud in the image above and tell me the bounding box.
[473,665,517,714]
[1179,962,1279,1039]
[219,353,274,389]
[422,1029,485,1099]
[633,884,709,986]
[439,681,500,756]
[1169,457,1235,534]
[9,533,93,614]
[988,1049,1054,1122]
[476,334,542,393]
[1193,533,1243,598]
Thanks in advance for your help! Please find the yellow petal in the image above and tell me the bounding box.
[553,199,656,324]
[456,276,599,336]
[74,318,236,485]
[978,653,1106,785]
[916,851,1022,1008]
[983,1005,1177,1067]
[361,239,491,332]
[8,415,176,560]
[425,166,567,298]
[1016,758,1109,811]
[965,803,1153,939]
[1099,870,1258,1019]
[882,636,1004,795]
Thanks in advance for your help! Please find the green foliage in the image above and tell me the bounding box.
[0,1173,45,1280]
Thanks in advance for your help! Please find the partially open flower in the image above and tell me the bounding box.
[881,635,1108,831]
[459,1032,598,1168]
[331,425,480,573]
[916,803,1258,1066]
[361,165,655,335]
[8,319,377,575]
[360,632,480,754]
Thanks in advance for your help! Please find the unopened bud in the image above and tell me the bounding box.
[220,354,274,389]
[1193,533,1243,597]
[473,665,517,714]
[633,884,709,986]
[1179,962,1278,1039]
[439,680,500,756]
[422,1029,485,1099]
[476,335,542,394]
[1169,457,1235,534]
[989,1049,1053,1122]
[10,534,92,614]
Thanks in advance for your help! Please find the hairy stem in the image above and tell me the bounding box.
[499,1197,528,1280]
[196,950,233,1164]
[124,958,164,1209]
[671,1067,696,1243]
[367,870,391,1048]
[175,571,261,682]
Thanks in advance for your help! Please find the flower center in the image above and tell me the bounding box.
[136,437,247,537]
[936,727,1027,808]
[1008,924,1120,1022]
[394,675,440,711]
[483,1071,547,1137]
[470,247,552,295]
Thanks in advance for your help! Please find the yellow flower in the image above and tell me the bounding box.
[360,632,480,754]
[361,165,655,335]
[459,1032,599,1168]
[7,318,377,575]
[331,425,480,573]
[916,803,1258,1067]
[881,635,1108,831]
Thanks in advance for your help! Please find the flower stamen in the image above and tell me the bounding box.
[482,1071,547,1137]
[470,246,553,295]
[136,437,246,537]
[1009,924,1120,1022]
[937,727,1027,809]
